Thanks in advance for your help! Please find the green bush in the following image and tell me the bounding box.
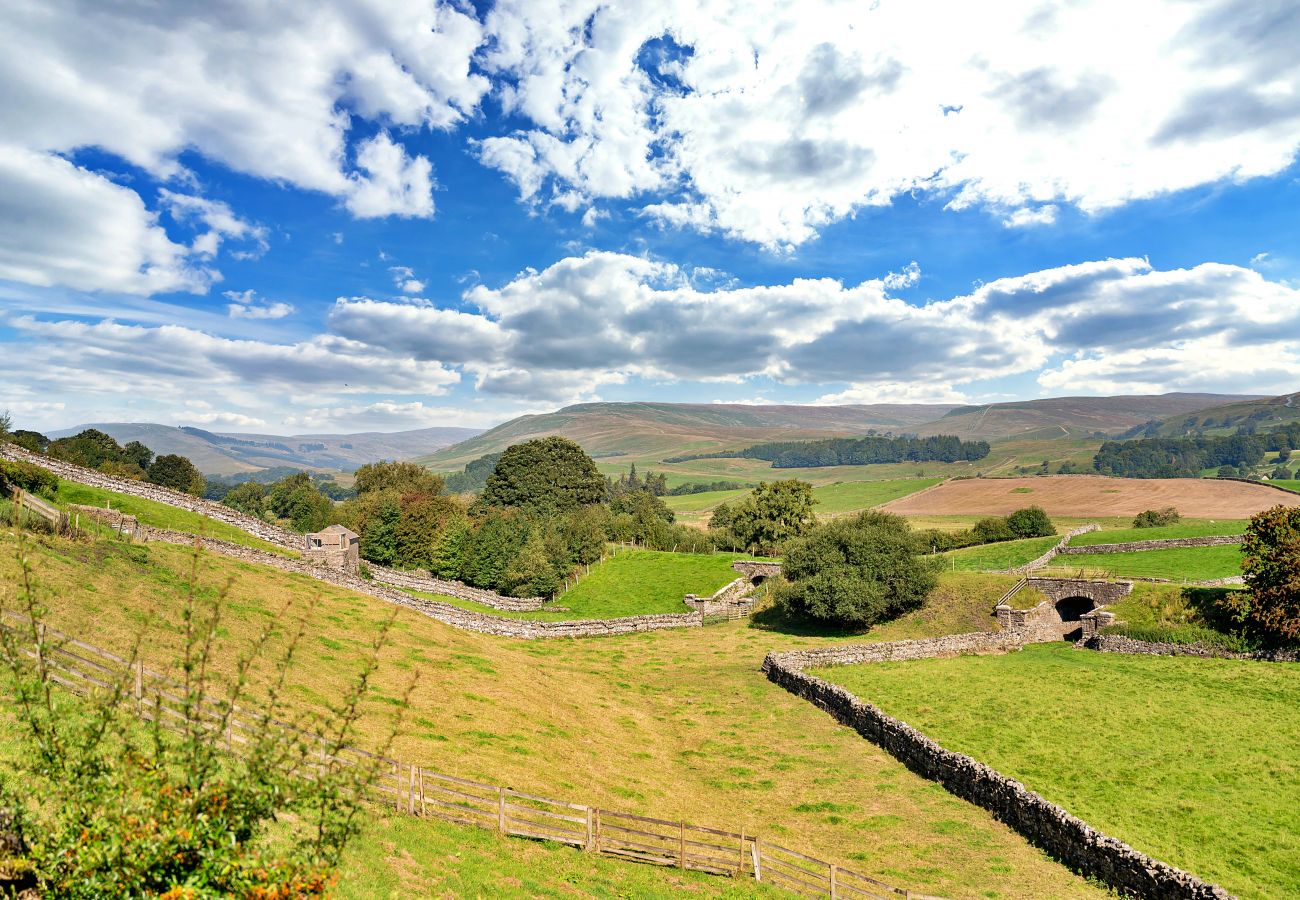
[775,511,939,628]
[0,460,58,499]
[971,516,1016,543]
[1229,505,1300,644]
[1005,505,1056,538]
[1133,507,1182,528]
[146,454,205,496]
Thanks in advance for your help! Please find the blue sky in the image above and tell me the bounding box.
[2,0,1299,434]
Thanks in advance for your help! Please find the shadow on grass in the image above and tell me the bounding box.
[746,603,868,639]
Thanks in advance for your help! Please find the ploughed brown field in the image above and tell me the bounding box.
[881,475,1300,519]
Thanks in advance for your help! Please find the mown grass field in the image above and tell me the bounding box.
[53,481,289,554]
[665,478,941,525]
[410,549,748,620]
[1068,519,1247,545]
[1049,544,1245,581]
[1270,479,1300,493]
[938,536,1061,572]
[0,530,1100,898]
[814,644,1300,899]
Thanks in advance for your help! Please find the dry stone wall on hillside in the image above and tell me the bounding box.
[1059,534,1242,554]
[762,643,1233,900]
[1081,634,1299,662]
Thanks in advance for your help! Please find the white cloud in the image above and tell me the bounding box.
[387,265,426,294]
[224,289,295,320]
[282,400,511,431]
[0,145,214,295]
[480,0,1300,247]
[345,132,436,219]
[160,190,269,259]
[187,411,269,428]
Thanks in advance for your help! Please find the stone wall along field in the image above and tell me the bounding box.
[762,643,1232,900]
[1082,634,1299,663]
[1059,535,1243,555]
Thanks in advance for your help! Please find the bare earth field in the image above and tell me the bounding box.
[882,475,1300,519]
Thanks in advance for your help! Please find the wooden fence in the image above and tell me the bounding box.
[0,610,947,900]
[4,487,68,533]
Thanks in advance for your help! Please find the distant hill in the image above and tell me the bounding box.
[910,393,1260,441]
[46,423,483,475]
[417,401,958,470]
[1148,390,1300,437]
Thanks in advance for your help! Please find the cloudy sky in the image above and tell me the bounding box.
[2,0,1299,434]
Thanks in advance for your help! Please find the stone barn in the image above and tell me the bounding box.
[303,524,360,572]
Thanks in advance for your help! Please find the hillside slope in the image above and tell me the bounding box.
[418,401,957,469]
[912,393,1257,441]
[1150,390,1300,436]
[47,423,482,475]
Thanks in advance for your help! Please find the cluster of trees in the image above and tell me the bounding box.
[666,479,750,496]
[5,424,207,497]
[774,511,939,628]
[1094,424,1300,478]
[0,459,58,499]
[1133,507,1181,528]
[205,468,354,502]
[745,434,991,468]
[443,451,502,494]
[606,464,669,498]
[916,506,1056,553]
[222,472,336,533]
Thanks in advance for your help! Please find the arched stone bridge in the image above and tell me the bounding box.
[997,577,1133,641]
[732,560,782,585]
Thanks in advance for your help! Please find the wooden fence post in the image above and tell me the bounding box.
[134,659,144,710]
[679,820,686,869]
[418,769,426,817]
[830,862,838,899]
[584,807,594,851]
[737,831,745,877]
[408,764,417,815]
[497,786,506,833]
[751,838,761,883]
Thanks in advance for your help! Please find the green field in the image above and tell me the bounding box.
[0,530,1101,898]
[54,481,290,555]
[664,478,940,524]
[939,536,1062,572]
[409,549,748,620]
[1270,479,1300,493]
[1050,544,1245,581]
[663,488,752,514]
[814,644,1300,899]
[1069,519,1247,545]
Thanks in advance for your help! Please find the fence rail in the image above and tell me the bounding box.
[0,609,947,900]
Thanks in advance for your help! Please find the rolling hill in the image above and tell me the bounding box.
[910,393,1258,441]
[1148,390,1300,437]
[47,422,482,475]
[416,401,958,469]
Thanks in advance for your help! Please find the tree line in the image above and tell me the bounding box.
[1093,423,1300,478]
[666,433,989,468]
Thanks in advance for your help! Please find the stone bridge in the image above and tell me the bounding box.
[996,577,1133,641]
[731,560,782,585]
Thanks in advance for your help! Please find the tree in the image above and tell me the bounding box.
[48,429,125,469]
[266,473,331,533]
[360,499,401,566]
[146,454,205,496]
[121,440,154,471]
[353,461,443,497]
[971,516,1016,544]
[1005,506,1055,538]
[709,502,733,532]
[1271,466,1293,481]
[460,512,527,590]
[727,480,817,553]
[0,409,10,437]
[223,481,268,519]
[10,430,49,453]
[393,493,459,569]
[477,438,605,515]
[504,531,559,598]
[1232,505,1300,644]
[775,511,939,628]
[429,518,471,579]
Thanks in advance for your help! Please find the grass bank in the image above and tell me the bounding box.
[54,481,290,555]
[938,536,1061,572]
[814,643,1300,899]
[1048,544,1244,581]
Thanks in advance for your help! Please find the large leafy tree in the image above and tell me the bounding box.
[48,429,125,469]
[727,479,817,553]
[1233,505,1300,644]
[353,461,443,497]
[146,454,205,496]
[477,438,605,516]
[776,511,939,628]
[266,473,331,533]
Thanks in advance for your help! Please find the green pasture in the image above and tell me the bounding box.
[814,644,1300,899]
[1068,520,1247,546]
[938,536,1062,572]
[54,481,290,555]
[1049,544,1245,581]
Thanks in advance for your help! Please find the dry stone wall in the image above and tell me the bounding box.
[1082,634,1299,663]
[366,564,545,611]
[762,644,1233,900]
[140,528,703,639]
[1060,535,1242,555]
[1003,524,1100,574]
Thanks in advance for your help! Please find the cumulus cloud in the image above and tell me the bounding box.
[224,289,295,320]
[329,251,1300,402]
[345,133,436,219]
[388,265,426,294]
[479,0,1300,247]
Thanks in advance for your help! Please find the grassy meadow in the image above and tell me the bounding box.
[1045,544,1245,581]
[1068,520,1247,545]
[54,481,289,555]
[938,536,1062,573]
[0,528,1100,899]
[814,644,1300,899]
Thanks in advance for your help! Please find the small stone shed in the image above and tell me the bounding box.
[303,524,360,572]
